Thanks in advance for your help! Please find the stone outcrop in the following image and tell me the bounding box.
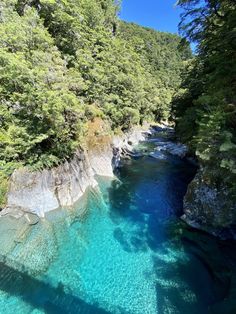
[182,169,236,239]
[6,150,98,218]
[1,127,148,219]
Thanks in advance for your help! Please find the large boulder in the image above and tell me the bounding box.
[183,169,236,238]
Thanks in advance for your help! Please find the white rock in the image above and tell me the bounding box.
[4,127,149,218]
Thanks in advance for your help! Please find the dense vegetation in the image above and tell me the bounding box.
[0,0,190,206]
[118,21,191,121]
[173,1,236,197]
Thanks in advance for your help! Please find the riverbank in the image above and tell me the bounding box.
[0,123,151,274]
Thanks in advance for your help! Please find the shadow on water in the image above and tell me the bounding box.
[150,222,236,314]
[180,227,236,307]
[108,152,197,254]
[0,258,109,314]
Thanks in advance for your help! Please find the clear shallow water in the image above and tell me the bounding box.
[0,132,227,313]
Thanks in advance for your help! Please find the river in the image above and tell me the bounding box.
[0,127,235,313]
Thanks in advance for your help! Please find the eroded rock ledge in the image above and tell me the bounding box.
[1,127,148,219]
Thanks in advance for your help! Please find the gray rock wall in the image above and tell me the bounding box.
[183,169,236,238]
[2,127,147,218]
[5,150,98,217]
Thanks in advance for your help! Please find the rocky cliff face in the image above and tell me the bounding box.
[0,127,147,219]
[5,150,98,218]
[183,168,236,238]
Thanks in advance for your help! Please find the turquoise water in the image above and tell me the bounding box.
[0,131,230,313]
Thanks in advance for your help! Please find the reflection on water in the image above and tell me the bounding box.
[0,131,235,313]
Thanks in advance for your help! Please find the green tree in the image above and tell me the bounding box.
[174,0,236,192]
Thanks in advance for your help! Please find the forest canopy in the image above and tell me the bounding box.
[0,0,190,205]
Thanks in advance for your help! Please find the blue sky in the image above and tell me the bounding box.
[119,0,182,34]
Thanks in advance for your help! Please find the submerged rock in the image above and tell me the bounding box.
[0,205,39,225]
